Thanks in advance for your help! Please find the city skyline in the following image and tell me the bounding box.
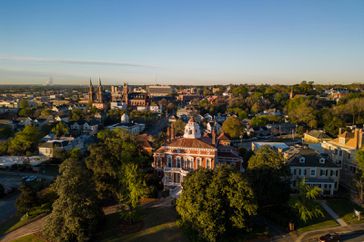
[1,0,363,85]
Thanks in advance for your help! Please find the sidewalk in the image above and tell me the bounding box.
[319,200,348,227]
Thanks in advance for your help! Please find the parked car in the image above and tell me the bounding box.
[319,233,340,242]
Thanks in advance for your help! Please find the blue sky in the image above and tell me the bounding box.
[0,0,363,85]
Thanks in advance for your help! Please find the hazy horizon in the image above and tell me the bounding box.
[1,0,363,85]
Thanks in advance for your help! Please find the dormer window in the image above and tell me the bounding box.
[319,158,325,164]
[299,157,305,164]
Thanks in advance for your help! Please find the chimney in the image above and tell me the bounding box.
[171,123,175,141]
[354,128,359,149]
[358,129,363,149]
[339,128,342,136]
[212,129,216,146]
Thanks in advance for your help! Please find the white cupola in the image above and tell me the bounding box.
[121,113,130,123]
[183,117,201,139]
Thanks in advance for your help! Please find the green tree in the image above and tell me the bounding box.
[228,107,247,120]
[52,122,69,137]
[173,119,186,136]
[16,183,38,215]
[247,146,290,214]
[86,129,146,199]
[70,108,83,121]
[43,150,102,242]
[231,85,248,98]
[7,126,42,156]
[355,149,364,202]
[176,165,257,242]
[118,163,147,223]
[289,179,324,223]
[222,116,243,139]
[0,141,8,155]
[0,125,14,139]
[285,97,317,128]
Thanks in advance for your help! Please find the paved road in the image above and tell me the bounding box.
[0,171,55,226]
[0,193,18,225]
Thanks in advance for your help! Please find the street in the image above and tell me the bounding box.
[0,170,55,225]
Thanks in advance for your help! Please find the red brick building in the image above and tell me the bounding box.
[152,118,244,189]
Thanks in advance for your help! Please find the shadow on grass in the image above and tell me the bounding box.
[98,206,188,242]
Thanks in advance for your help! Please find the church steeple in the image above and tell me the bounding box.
[123,82,129,105]
[88,78,94,103]
[97,77,104,103]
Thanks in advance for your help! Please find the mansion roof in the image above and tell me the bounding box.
[157,137,216,151]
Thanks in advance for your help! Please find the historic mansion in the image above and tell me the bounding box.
[152,118,244,189]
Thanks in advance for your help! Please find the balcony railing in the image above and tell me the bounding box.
[164,167,190,175]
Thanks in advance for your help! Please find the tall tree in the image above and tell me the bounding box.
[176,165,257,242]
[118,163,147,223]
[285,96,317,128]
[52,122,69,137]
[7,126,42,155]
[247,146,290,214]
[16,183,38,214]
[86,129,146,199]
[43,150,102,242]
[355,149,364,202]
[222,116,243,139]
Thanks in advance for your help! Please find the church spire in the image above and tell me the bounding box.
[88,78,94,103]
[97,77,104,103]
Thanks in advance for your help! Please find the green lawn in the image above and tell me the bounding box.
[296,210,338,233]
[11,234,44,242]
[326,198,364,224]
[98,206,189,242]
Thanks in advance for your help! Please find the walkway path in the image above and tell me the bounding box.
[0,216,47,242]
[319,200,348,227]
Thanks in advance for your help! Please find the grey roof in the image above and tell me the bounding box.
[288,148,339,168]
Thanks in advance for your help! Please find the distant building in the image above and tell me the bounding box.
[89,78,108,110]
[304,130,332,143]
[107,113,145,135]
[147,85,173,97]
[322,128,364,190]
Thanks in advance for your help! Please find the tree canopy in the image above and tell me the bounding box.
[7,126,42,156]
[222,116,243,139]
[176,165,257,242]
[247,146,290,214]
[43,150,102,242]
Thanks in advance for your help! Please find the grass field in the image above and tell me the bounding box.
[326,198,364,224]
[296,209,338,233]
[11,234,43,242]
[98,206,188,242]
